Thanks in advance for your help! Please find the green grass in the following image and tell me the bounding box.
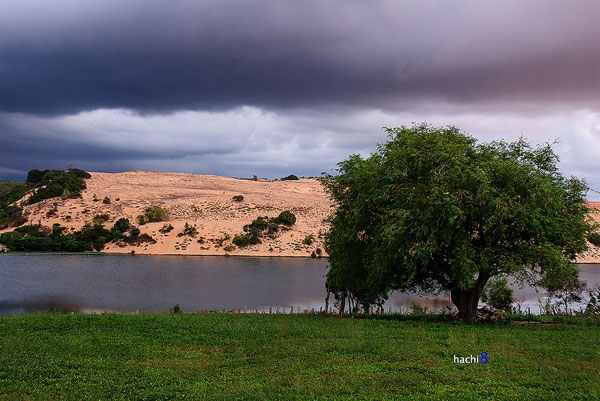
[1,314,599,400]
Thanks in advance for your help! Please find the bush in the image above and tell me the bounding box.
[159,224,174,233]
[224,245,235,252]
[145,206,169,222]
[303,234,315,245]
[281,174,299,181]
[233,235,251,247]
[274,211,296,226]
[113,218,131,233]
[481,278,514,312]
[232,195,244,202]
[137,215,147,225]
[103,197,111,204]
[93,214,110,224]
[177,223,198,237]
[588,232,600,247]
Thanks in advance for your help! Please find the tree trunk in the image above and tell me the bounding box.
[451,273,490,321]
[451,288,481,321]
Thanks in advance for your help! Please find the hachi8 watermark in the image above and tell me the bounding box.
[453,352,488,364]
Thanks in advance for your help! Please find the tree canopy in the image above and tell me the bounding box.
[322,124,595,320]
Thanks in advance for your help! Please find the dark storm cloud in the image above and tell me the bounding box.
[1,0,599,115]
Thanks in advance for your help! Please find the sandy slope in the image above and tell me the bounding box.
[7,171,332,257]
[3,171,600,262]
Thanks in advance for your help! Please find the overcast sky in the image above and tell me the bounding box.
[1,1,599,196]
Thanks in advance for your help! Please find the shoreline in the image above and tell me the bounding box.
[0,251,327,259]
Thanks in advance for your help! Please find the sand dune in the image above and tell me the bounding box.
[10,171,332,257]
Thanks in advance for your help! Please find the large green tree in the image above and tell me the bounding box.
[322,124,595,320]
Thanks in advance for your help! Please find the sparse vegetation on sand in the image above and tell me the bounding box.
[0,313,598,399]
[234,211,297,247]
[177,222,198,237]
[232,195,244,202]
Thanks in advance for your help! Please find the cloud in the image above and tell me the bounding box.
[2,107,600,199]
[1,0,599,115]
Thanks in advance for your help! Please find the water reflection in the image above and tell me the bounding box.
[0,254,599,315]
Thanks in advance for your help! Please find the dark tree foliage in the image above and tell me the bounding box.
[273,211,296,226]
[0,217,150,253]
[281,174,299,181]
[27,168,91,204]
[322,124,595,320]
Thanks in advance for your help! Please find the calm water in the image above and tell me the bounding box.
[1,254,599,314]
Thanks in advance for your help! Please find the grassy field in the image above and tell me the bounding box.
[1,314,599,400]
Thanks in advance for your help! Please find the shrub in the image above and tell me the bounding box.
[224,245,235,252]
[137,215,147,225]
[588,232,600,247]
[303,234,315,245]
[233,235,251,247]
[281,174,299,181]
[481,278,514,312]
[103,197,111,204]
[159,224,174,233]
[232,195,244,202]
[130,227,141,238]
[93,214,110,224]
[144,206,169,222]
[274,211,296,226]
[216,233,231,247]
[113,218,131,233]
[177,222,198,237]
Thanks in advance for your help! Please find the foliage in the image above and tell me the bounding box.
[177,223,198,237]
[273,211,296,226]
[0,168,90,229]
[303,234,315,245]
[137,215,146,225]
[481,278,514,312]
[113,218,132,233]
[588,232,600,247]
[92,214,110,224]
[159,224,174,233]
[27,168,91,204]
[281,174,299,180]
[223,244,235,252]
[232,195,244,202]
[234,212,297,247]
[103,197,111,204]
[216,233,231,247]
[233,234,251,247]
[0,216,150,252]
[322,124,595,320]
[144,206,170,222]
[539,265,587,313]
[585,286,600,316]
[1,314,599,400]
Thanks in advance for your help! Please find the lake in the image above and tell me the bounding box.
[1,254,599,315]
